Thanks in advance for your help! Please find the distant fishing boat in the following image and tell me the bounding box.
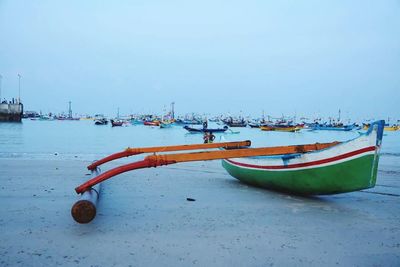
[225,120,247,127]
[384,125,399,131]
[130,119,143,125]
[79,115,95,120]
[174,119,202,125]
[183,125,229,133]
[56,116,80,121]
[38,115,54,121]
[110,119,124,127]
[362,123,397,132]
[311,124,357,131]
[362,123,369,130]
[260,125,301,132]
[226,122,247,127]
[144,121,160,126]
[94,118,108,125]
[159,111,174,128]
[248,123,260,128]
[160,121,173,128]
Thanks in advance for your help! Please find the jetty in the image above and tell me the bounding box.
[0,102,23,122]
[0,74,23,122]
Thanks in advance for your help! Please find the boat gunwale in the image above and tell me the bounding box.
[224,145,376,171]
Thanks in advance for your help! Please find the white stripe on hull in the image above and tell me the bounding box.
[224,150,375,172]
[224,129,378,172]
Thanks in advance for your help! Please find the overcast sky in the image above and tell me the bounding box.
[0,0,399,120]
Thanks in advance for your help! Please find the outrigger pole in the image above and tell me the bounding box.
[87,140,252,171]
[76,140,340,194]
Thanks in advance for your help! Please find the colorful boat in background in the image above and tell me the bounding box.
[248,122,261,128]
[174,115,203,125]
[110,119,125,127]
[260,125,301,132]
[130,119,143,125]
[363,123,399,131]
[223,120,384,195]
[143,121,160,126]
[160,121,173,128]
[55,115,80,121]
[384,125,399,131]
[94,118,108,125]
[224,118,247,127]
[362,123,370,130]
[159,111,174,128]
[38,115,55,121]
[311,124,358,131]
[183,125,229,133]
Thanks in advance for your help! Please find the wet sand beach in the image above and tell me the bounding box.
[0,158,399,266]
[2,0,400,265]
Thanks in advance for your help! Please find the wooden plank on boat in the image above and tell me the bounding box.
[87,140,252,170]
[144,141,341,164]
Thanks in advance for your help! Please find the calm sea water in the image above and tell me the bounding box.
[0,120,399,167]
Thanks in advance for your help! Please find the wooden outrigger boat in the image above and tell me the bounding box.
[224,121,383,194]
[75,120,384,196]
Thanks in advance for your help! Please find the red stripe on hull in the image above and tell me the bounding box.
[226,146,376,170]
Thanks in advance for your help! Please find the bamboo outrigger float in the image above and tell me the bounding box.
[72,167,102,223]
[75,120,384,196]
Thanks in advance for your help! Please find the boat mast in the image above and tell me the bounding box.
[18,74,21,103]
[262,110,265,123]
[68,101,72,118]
[171,102,175,120]
[162,105,166,122]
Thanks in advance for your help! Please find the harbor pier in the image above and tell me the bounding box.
[0,102,23,122]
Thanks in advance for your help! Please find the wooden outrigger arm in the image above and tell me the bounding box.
[87,140,252,171]
[75,140,340,194]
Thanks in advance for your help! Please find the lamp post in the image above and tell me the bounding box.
[18,74,21,103]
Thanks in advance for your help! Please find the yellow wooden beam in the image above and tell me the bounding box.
[125,140,252,154]
[145,141,340,164]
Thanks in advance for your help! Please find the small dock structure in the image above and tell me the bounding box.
[0,102,23,122]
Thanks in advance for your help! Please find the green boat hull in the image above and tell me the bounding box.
[222,154,380,195]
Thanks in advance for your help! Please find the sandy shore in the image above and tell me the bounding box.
[0,158,399,266]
